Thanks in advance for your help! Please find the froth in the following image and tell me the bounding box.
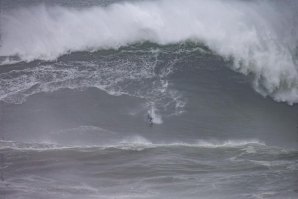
[0,137,266,151]
[0,0,298,103]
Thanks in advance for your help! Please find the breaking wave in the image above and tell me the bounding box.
[0,0,298,103]
[0,136,266,152]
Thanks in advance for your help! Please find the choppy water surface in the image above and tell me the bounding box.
[1,139,298,199]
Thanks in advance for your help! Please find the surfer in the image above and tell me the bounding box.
[147,113,153,127]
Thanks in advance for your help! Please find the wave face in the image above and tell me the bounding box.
[0,0,298,104]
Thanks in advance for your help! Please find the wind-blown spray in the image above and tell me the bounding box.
[0,0,297,104]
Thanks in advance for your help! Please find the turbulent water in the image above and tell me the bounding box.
[0,0,298,198]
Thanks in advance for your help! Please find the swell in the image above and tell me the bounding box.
[0,0,298,104]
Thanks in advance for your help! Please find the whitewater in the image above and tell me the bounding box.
[0,0,298,103]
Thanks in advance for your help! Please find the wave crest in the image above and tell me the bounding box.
[0,0,298,103]
[0,136,266,152]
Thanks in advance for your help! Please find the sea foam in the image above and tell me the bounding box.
[0,0,297,104]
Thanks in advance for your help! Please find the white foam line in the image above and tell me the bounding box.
[0,137,267,152]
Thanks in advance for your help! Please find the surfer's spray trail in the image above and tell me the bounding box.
[0,0,298,104]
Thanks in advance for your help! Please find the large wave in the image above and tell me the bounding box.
[0,0,298,104]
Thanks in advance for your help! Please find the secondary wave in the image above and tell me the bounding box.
[0,136,266,151]
[0,0,298,104]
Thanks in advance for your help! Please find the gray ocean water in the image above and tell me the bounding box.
[0,0,298,198]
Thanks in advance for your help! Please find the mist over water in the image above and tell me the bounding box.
[0,0,298,199]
